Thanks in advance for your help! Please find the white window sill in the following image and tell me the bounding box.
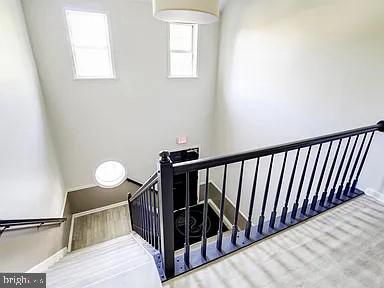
[168,75,199,79]
[73,76,116,80]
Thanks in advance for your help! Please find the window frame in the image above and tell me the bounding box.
[168,23,199,79]
[65,9,116,80]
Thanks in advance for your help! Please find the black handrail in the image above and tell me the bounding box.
[173,123,381,174]
[0,218,67,235]
[130,171,158,202]
[0,218,66,226]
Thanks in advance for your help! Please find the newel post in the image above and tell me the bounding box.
[378,120,384,132]
[127,194,134,232]
[158,151,175,278]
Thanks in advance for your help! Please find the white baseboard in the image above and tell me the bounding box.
[27,247,67,273]
[207,199,232,229]
[209,181,248,221]
[365,188,384,203]
[72,201,128,218]
[66,184,97,193]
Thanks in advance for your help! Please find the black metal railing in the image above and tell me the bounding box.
[129,172,159,247]
[129,121,384,280]
[0,218,67,236]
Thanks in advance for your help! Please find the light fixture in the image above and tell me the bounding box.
[153,0,219,24]
[95,161,127,188]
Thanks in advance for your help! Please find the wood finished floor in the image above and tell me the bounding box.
[71,205,131,251]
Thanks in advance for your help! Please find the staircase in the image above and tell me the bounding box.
[129,121,384,280]
[46,234,161,288]
[11,121,380,287]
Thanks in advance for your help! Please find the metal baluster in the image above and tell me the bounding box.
[128,195,134,232]
[152,185,159,250]
[291,147,312,219]
[136,203,139,233]
[258,155,274,233]
[270,152,288,228]
[137,196,141,237]
[343,133,367,196]
[137,202,141,235]
[350,132,375,194]
[184,173,190,266]
[281,149,300,224]
[302,144,322,214]
[129,199,134,232]
[151,185,157,247]
[320,139,342,207]
[148,189,154,246]
[139,201,143,236]
[231,161,245,245]
[134,202,138,233]
[201,168,210,259]
[245,158,260,239]
[156,188,162,255]
[216,164,228,251]
[144,189,152,244]
[328,137,351,203]
[143,192,148,241]
[134,202,138,234]
[130,201,134,231]
[130,200,135,233]
[311,142,333,210]
[148,189,154,245]
[140,194,147,240]
[153,184,160,250]
[134,200,138,235]
[336,135,360,200]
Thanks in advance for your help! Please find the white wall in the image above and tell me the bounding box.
[22,0,219,191]
[0,0,69,271]
[212,0,384,217]
[17,0,384,209]
[0,0,65,219]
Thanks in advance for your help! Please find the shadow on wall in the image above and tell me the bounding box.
[67,180,141,214]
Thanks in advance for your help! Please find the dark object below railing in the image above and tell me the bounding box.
[0,218,67,236]
[129,120,384,281]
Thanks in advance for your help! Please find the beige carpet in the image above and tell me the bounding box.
[164,195,384,288]
[47,235,161,288]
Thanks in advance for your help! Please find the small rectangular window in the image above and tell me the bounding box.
[169,23,198,78]
[65,10,115,79]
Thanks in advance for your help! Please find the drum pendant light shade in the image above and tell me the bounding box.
[153,0,219,24]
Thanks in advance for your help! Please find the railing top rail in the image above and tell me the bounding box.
[173,123,382,175]
[129,171,159,202]
[0,218,66,228]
